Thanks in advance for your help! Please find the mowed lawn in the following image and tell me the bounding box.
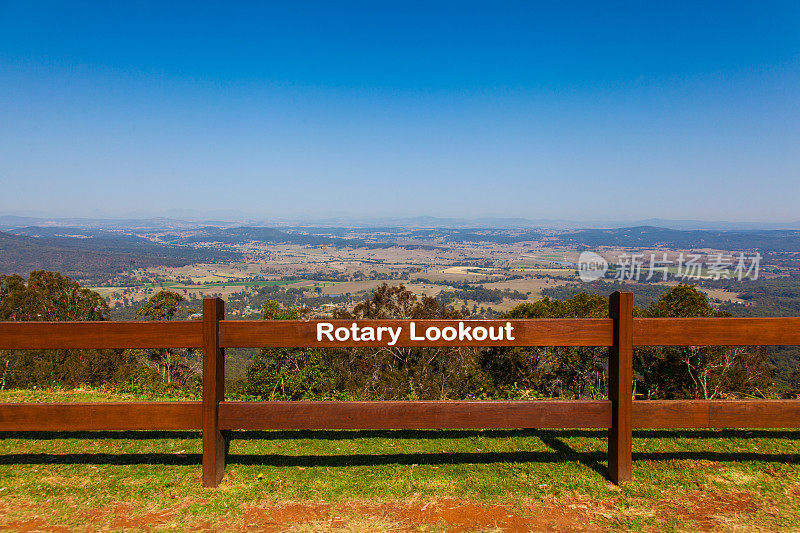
[1,391,800,531]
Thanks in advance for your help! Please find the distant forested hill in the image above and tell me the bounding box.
[716,275,800,317]
[541,280,670,309]
[183,226,368,247]
[182,226,443,250]
[441,229,544,244]
[557,226,800,252]
[0,229,239,281]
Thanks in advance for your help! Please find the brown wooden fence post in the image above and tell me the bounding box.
[202,297,226,487]
[608,291,633,483]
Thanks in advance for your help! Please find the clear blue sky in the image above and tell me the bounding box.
[1,2,799,222]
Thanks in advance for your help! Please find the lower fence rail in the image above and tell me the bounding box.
[1,399,799,486]
[217,400,612,430]
[3,400,800,433]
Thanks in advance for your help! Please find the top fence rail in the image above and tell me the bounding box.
[1,317,800,349]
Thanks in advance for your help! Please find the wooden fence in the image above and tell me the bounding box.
[1,291,800,487]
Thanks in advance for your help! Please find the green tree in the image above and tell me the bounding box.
[332,284,491,400]
[486,292,611,399]
[635,284,771,399]
[0,271,134,389]
[0,270,108,321]
[243,301,335,400]
[136,290,184,321]
[490,285,771,400]
[135,290,195,384]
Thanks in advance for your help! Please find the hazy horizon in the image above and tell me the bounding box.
[2,210,800,232]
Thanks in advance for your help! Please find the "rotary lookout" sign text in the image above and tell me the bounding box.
[317,321,516,346]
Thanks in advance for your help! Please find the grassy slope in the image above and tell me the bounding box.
[1,390,799,531]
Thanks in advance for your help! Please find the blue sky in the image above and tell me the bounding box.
[1,2,799,222]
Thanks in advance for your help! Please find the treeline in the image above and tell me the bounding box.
[0,272,790,400]
[556,226,800,252]
[183,226,442,251]
[437,285,528,305]
[0,229,238,283]
[715,275,800,390]
[542,280,669,309]
[234,283,782,401]
[717,275,800,317]
[0,271,201,394]
[234,285,353,313]
[545,276,800,390]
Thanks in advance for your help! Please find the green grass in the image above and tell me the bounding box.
[0,388,199,403]
[1,390,799,530]
[514,263,573,270]
[175,279,298,289]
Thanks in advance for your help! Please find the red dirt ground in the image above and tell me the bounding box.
[0,490,780,532]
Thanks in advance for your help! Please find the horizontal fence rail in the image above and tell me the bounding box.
[0,402,202,431]
[5,399,800,432]
[1,292,799,487]
[218,318,614,347]
[0,321,203,349]
[217,400,613,430]
[632,400,800,428]
[633,317,800,346]
[5,317,800,350]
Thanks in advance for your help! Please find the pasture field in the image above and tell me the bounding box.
[411,270,491,284]
[1,390,799,531]
[90,276,299,306]
[440,266,503,276]
[700,287,746,304]
[93,279,295,293]
[453,298,529,313]
[480,277,570,299]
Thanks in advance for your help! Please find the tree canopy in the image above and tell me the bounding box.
[133,290,196,385]
[135,290,185,321]
[0,273,781,400]
[0,270,108,321]
[0,271,129,389]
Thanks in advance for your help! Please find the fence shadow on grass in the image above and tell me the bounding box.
[1,449,799,470]
[0,429,798,472]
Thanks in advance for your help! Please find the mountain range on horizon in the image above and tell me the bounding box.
[2,214,800,232]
